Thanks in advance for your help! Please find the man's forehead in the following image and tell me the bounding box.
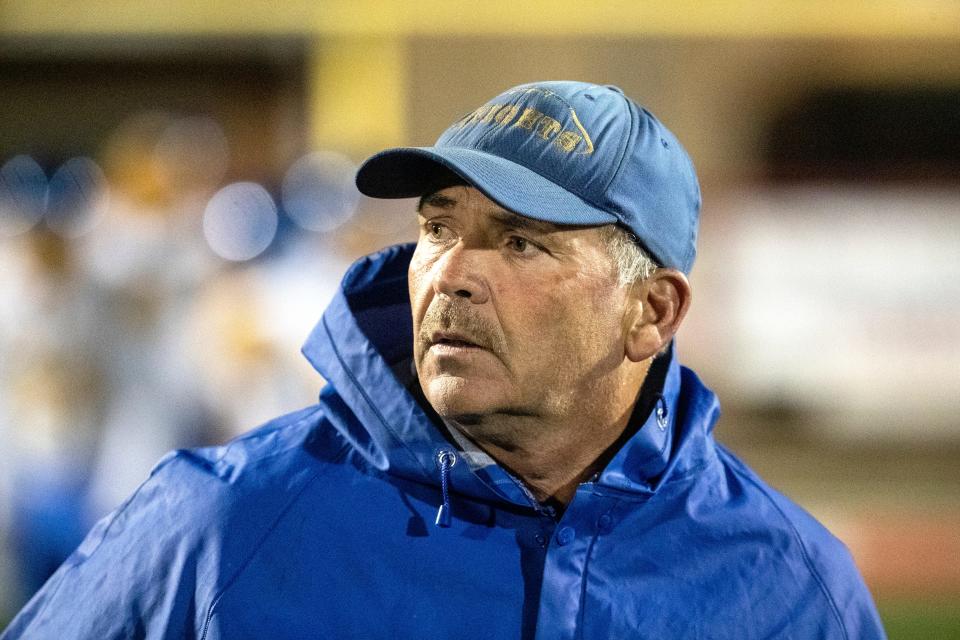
[418,186,577,235]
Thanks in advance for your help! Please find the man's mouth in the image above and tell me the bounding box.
[430,331,484,351]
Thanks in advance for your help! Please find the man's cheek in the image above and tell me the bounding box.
[408,268,430,325]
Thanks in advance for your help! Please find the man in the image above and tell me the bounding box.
[3,81,885,639]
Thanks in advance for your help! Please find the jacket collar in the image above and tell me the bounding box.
[301,244,721,507]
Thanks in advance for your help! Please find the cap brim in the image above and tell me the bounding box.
[356,146,618,228]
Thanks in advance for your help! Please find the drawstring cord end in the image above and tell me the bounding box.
[435,503,452,528]
[435,450,457,529]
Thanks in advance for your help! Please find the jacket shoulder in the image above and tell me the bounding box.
[713,443,885,639]
[1,403,348,639]
[153,402,347,487]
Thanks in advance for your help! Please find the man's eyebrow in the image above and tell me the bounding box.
[417,194,557,234]
[417,192,457,212]
[489,211,556,234]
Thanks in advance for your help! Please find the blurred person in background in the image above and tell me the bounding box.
[0,111,230,616]
[2,81,886,639]
[0,229,104,609]
[74,112,224,519]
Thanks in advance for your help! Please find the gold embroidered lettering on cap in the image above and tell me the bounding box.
[534,116,562,141]
[513,107,543,130]
[471,105,494,124]
[450,90,596,158]
[452,107,482,129]
[554,130,583,153]
[492,105,519,126]
[568,109,595,154]
[481,104,503,124]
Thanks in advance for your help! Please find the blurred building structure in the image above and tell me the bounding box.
[1,1,959,635]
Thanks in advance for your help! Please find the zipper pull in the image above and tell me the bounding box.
[435,450,457,528]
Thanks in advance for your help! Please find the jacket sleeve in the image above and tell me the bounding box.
[2,453,213,640]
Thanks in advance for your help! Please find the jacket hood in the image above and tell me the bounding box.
[301,244,721,509]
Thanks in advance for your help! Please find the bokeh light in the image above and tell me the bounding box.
[100,111,174,207]
[154,116,230,193]
[281,151,359,233]
[0,155,47,238]
[203,182,278,261]
[45,157,109,239]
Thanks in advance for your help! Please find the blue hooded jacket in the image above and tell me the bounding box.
[3,244,885,639]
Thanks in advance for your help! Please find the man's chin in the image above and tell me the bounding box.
[421,374,501,419]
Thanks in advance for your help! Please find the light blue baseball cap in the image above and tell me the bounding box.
[356,81,701,273]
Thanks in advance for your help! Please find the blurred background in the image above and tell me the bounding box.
[0,1,958,636]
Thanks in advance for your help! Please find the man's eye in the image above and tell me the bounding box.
[427,222,446,239]
[508,236,534,253]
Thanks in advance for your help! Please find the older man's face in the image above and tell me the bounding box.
[409,186,632,423]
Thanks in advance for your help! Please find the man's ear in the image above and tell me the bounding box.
[623,269,692,363]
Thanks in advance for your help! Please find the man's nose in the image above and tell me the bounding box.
[432,243,489,304]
